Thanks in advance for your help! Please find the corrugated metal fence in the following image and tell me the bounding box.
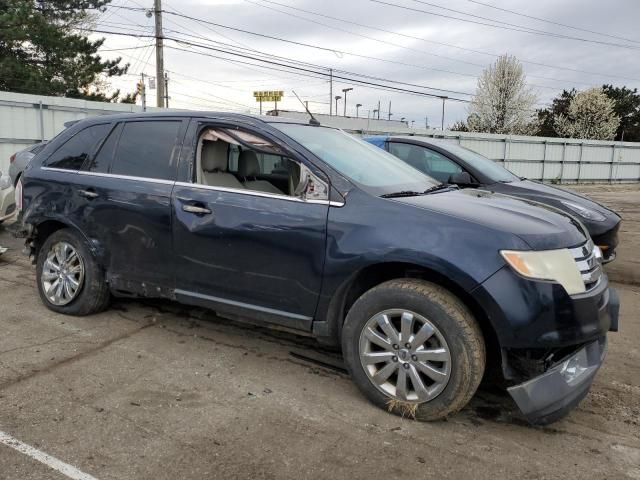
[1,91,639,183]
[0,91,162,174]
[396,130,640,184]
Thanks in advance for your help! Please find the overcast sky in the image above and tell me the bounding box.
[94,0,640,128]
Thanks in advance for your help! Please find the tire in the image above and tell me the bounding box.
[36,228,110,315]
[342,279,485,421]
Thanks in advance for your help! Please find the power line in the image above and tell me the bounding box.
[466,0,640,45]
[99,43,154,52]
[244,0,484,70]
[96,28,478,98]
[370,0,640,50]
[248,0,640,84]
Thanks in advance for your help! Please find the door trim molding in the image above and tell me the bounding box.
[174,288,313,322]
[174,181,344,207]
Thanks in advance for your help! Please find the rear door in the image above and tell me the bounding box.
[76,119,187,294]
[171,120,330,330]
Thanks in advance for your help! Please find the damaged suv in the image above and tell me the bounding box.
[20,113,619,424]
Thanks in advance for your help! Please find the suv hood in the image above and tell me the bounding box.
[490,179,620,225]
[395,188,587,250]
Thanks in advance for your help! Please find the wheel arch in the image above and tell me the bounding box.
[317,262,500,371]
[27,218,99,264]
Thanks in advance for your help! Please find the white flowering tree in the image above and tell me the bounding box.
[554,87,621,140]
[467,55,538,134]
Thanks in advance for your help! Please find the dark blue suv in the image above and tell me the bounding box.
[20,113,619,424]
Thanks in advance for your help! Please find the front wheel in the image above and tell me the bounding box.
[342,279,485,421]
[36,228,110,316]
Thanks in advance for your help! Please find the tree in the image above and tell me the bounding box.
[602,85,640,141]
[0,0,128,100]
[450,120,468,132]
[536,89,576,137]
[466,55,538,134]
[119,91,139,104]
[554,87,620,140]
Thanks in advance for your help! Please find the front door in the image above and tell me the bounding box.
[171,122,329,330]
[388,141,464,183]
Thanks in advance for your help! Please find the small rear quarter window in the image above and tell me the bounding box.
[43,124,111,170]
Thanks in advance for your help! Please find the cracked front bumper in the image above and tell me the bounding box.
[508,336,608,425]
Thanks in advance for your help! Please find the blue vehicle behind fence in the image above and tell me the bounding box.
[19,113,618,424]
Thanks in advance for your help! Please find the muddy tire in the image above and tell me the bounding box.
[342,279,485,421]
[36,228,110,316]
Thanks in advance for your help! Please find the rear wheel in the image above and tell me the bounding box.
[342,279,485,421]
[36,228,110,315]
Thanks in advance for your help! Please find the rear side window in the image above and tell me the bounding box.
[89,124,122,174]
[44,124,110,170]
[110,121,181,180]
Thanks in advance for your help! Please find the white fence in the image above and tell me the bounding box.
[0,91,164,174]
[382,130,640,184]
[1,91,639,183]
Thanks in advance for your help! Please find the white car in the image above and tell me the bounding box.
[0,172,16,223]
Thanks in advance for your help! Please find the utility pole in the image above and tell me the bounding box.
[140,73,147,112]
[329,68,333,115]
[441,97,447,130]
[387,100,392,120]
[154,0,165,108]
[164,72,169,108]
[377,100,380,120]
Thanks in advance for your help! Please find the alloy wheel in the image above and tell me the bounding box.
[359,309,451,402]
[41,241,85,306]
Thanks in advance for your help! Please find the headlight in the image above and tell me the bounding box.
[501,249,585,295]
[560,200,606,222]
[0,174,11,191]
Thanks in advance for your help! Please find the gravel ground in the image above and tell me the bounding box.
[0,185,638,480]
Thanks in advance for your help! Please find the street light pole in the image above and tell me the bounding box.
[335,95,342,115]
[329,68,333,115]
[342,87,353,116]
[356,103,362,117]
[441,96,447,130]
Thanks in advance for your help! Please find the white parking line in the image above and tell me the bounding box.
[0,430,99,480]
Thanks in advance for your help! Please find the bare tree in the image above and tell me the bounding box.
[554,87,621,140]
[467,55,538,134]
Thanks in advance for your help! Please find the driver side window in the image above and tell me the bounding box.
[388,142,463,184]
[195,126,328,201]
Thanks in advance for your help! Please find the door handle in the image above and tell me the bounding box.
[78,189,98,199]
[182,204,212,215]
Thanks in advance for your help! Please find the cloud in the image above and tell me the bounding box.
[96,0,640,127]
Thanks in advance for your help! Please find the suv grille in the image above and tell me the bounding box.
[569,239,603,291]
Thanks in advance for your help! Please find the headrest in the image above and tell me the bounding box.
[406,147,424,169]
[202,140,229,172]
[237,150,260,178]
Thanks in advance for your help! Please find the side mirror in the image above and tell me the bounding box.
[295,165,329,201]
[449,171,476,186]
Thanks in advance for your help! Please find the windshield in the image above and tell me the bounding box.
[274,124,438,194]
[441,143,520,183]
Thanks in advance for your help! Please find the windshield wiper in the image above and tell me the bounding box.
[423,183,457,194]
[380,190,424,198]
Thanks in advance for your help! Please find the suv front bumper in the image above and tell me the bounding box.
[506,288,619,424]
[508,336,607,424]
